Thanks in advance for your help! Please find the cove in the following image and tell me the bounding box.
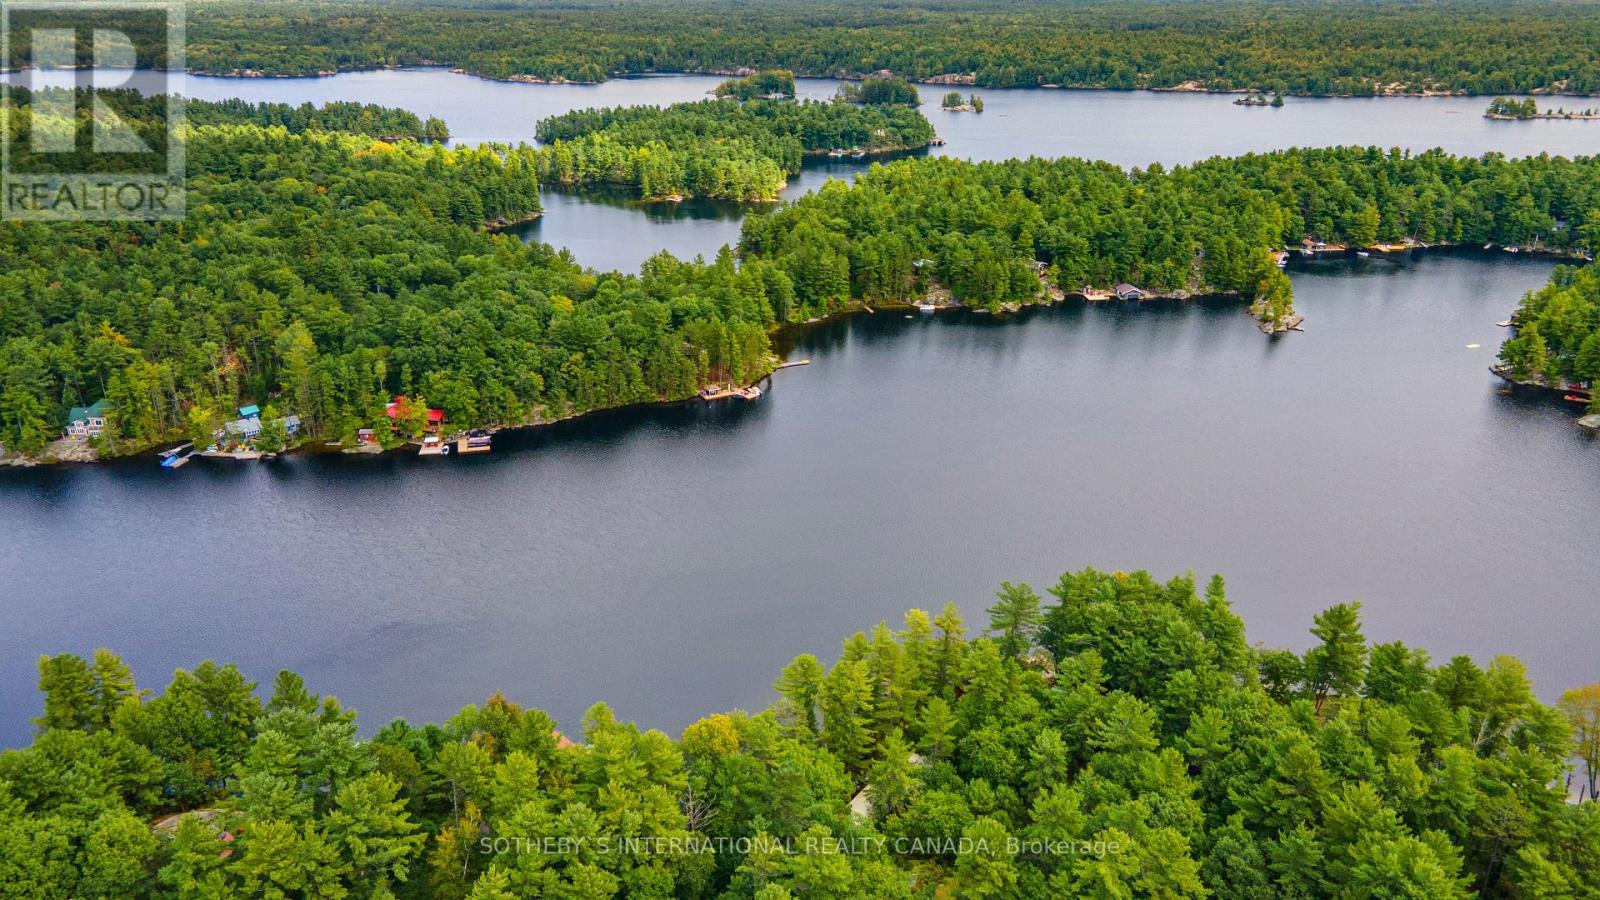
[13,67,1600,271]
[2,250,1595,747]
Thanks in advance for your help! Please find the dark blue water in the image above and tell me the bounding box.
[4,250,1596,746]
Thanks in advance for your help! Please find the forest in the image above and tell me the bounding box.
[1496,264,1600,407]
[0,90,778,459]
[179,0,1600,96]
[3,566,1597,897]
[736,148,1600,324]
[9,76,1600,460]
[533,98,935,200]
[185,98,451,143]
[713,71,797,102]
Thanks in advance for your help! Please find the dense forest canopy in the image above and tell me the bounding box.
[1496,264,1600,406]
[0,90,780,458]
[7,79,1600,459]
[4,566,1597,896]
[713,70,797,101]
[737,148,1600,322]
[180,0,1600,96]
[533,98,935,200]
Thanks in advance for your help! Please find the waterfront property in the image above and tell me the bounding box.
[63,400,112,439]
[385,396,446,433]
[1114,282,1147,300]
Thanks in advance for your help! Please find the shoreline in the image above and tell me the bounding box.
[31,63,1598,101]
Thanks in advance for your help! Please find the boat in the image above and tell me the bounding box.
[1355,250,1370,258]
[456,429,492,454]
[1505,246,1521,254]
[851,149,866,158]
[158,443,194,467]
[1496,319,1514,328]
[827,148,845,158]
[735,385,762,400]
[1563,394,1591,403]
[916,301,937,312]
[1484,242,1495,250]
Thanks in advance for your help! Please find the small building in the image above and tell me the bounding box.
[237,404,260,419]
[224,416,262,441]
[384,396,445,431]
[1114,283,1146,300]
[224,413,299,442]
[356,428,376,445]
[64,399,112,439]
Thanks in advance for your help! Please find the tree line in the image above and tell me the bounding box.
[3,566,1597,896]
[180,0,1600,96]
[1496,264,1600,406]
[736,148,1600,325]
[0,91,779,458]
[533,97,935,201]
[713,70,797,101]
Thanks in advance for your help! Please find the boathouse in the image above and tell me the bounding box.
[1114,283,1146,300]
[64,399,112,438]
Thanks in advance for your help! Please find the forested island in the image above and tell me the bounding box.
[532,97,935,201]
[1494,265,1600,413]
[1484,97,1600,121]
[3,566,1597,896]
[737,148,1600,328]
[7,77,1600,463]
[171,0,1600,97]
[940,92,983,113]
[712,70,796,101]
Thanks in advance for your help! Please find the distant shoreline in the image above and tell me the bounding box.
[14,64,1600,101]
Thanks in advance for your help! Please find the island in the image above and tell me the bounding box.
[1484,96,1600,120]
[1233,92,1285,107]
[940,91,984,112]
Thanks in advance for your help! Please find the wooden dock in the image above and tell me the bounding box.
[774,359,811,370]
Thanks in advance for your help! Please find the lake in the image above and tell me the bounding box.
[13,67,1600,270]
[2,69,1597,745]
[3,249,1596,746]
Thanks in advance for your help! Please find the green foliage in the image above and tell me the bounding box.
[714,69,797,100]
[534,98,934,199]
[179,0,1600,97]
[3,573,1598,896]
[835,75,920,106]
[740,147,1600,324]
[0,94,784,457]
[1496,263,1600,389]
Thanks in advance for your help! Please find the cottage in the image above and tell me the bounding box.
[64,399,112,439]
[1114,282,1146,300]
[224,416,262,440]
[225,413,299,442]
[384,396,445,432]
[238,404,260,418]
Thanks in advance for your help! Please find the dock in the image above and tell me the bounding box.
[699,383,764,401]
[774,359,811,370]
[199,448,263,461]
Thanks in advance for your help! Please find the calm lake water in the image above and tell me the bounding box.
[3,251,1596,745]
[3,69,1598,745]
[14,67,1600,269]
